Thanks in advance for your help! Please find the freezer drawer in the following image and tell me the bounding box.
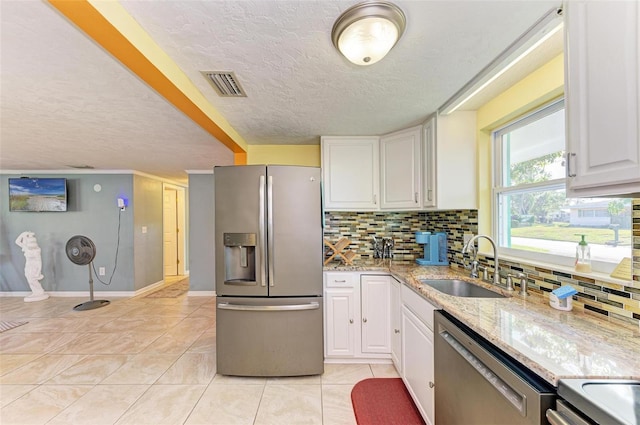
[216,296,324,377]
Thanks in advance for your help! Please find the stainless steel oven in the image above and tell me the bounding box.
[434,311,556,425]
[547,379,640,425]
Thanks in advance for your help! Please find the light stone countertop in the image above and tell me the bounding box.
[324,260,640,386]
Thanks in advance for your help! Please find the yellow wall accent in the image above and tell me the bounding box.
[48,0,247,155]
[247,145,321,166]
[476,54,565,236]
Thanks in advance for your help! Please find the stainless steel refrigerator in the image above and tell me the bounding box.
[214,165,323,376]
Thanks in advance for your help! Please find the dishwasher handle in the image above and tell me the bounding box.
[440,329,527,417]
[546,409,571,425]
[218,302,320,312]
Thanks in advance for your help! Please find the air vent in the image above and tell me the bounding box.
[67,164,94,169]
[201,71,246,97]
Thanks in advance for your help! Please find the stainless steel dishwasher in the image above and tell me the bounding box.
[434,311,556,425]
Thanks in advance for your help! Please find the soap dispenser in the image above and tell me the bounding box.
[575,234,592,273]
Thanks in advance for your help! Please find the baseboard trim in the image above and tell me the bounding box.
[133,279,166,297]
[0,276,216,298]
[0,292,32,298]
[324,358,393,364]
[187,291,216,297]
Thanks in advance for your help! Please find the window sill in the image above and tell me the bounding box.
[476,250,634,287]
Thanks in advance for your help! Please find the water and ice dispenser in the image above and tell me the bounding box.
[415,232,449,266]
[223,233,257,284]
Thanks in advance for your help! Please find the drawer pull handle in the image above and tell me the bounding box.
[334,279,346,283]
[566,152,577,177]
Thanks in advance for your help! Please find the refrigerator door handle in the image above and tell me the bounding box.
[217,302,320,312]
[267,175,275,287]
[259,175,267,287]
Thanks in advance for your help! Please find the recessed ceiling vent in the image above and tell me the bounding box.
[201,71,246,97]
[67,164,94,169]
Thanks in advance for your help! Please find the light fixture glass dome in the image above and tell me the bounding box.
[332,1,406,66]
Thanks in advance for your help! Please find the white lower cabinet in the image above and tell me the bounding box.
[401,285,436,425]
[324,272,391,361]
[390,277,402,373]
[361,275,391,354]
[325,287,356,357]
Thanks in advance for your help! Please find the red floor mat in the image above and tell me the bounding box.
[351,378,426,425]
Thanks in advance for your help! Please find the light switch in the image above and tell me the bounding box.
[142,226,147,234]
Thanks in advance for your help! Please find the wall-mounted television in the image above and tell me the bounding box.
[9,178,68,212]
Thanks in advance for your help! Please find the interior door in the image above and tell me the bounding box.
[163,188,178,276]
[267,166,322,297]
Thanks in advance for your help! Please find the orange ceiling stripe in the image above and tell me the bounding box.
[47,0,246,154]
[234,152,247,165]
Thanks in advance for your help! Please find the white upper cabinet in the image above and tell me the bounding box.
[322,113,475,211]
[564,0,640,197]
[423,111,477,209]
[321,137,380,210]
[380,126,422,210]
[422,115,437,208]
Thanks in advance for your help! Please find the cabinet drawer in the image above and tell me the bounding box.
[401,284,436,331]
[324,272,356,288]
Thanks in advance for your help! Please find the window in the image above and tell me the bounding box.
[493,99,631,273]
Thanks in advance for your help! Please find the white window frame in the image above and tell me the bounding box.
[491,98,620,274]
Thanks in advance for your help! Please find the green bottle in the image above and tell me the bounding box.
[575,234,592,273]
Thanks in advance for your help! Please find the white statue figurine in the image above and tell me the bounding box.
[15,231,49,302]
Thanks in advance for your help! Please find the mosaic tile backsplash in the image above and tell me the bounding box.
[325,199,640,326]
[323,210,478,262]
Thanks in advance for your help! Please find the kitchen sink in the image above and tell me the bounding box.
[420,279,506,298]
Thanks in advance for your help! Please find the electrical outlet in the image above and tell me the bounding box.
[142,226,147,234]
[99,267,106,276]
[463,233,474,244]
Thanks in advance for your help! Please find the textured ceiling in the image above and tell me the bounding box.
[1,0,561,183]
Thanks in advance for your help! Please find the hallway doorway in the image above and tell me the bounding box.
[163,184,186,277]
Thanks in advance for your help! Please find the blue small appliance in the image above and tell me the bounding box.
[415,232,449,266]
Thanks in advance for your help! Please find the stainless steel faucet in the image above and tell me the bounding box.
[372,236,383,259]
[517,272,529,297]
[462,235,500,285]
[382,237,394,259]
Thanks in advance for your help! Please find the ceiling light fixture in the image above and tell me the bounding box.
[331,1,406,66]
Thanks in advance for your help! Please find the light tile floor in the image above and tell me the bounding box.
[0,283,399,425]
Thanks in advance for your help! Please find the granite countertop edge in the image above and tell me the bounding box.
[324,260,640,387]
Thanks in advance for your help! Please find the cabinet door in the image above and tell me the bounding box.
[321,137,380,210]
[401,305,434,425]
[422,116,437,208]
[433,111,477,209]
[565,0,640,196]
[360,275,391,354]
[380,126,422,209]
[390,278,402,372]
[325,288,356,357]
